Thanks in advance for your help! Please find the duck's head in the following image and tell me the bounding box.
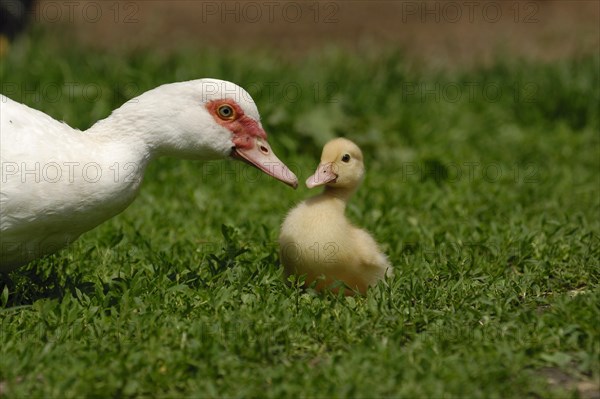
[118,78,298,188]
[306,138,364,190]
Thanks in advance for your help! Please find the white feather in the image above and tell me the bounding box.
[0,79,261,270]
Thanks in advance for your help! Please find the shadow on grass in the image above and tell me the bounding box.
[0,224,252,309]
[0,256,95,308]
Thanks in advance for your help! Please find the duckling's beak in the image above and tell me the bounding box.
[306,162,338,188]
[232,138,299,189]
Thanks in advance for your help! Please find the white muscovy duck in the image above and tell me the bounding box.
[0,78,298,271]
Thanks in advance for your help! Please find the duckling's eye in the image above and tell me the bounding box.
[217,104,235,120]
[341,154,351,163]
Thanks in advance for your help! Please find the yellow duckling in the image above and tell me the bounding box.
[279,138,393,294]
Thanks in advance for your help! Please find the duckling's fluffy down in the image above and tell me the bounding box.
[279,197,392,294]
[279,138,392,294]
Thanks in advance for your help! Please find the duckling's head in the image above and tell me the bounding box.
[306,138,364,190]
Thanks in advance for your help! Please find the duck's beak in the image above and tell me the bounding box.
[306,162,338,188]
[232,138,298,189]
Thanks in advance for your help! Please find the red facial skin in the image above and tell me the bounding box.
[205,99,267,151]
[204,98,299,188]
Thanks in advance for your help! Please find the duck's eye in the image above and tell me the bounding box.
[341,154,351,163]
[217,104,235,120]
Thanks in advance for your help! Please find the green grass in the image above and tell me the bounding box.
[1,31,599,398]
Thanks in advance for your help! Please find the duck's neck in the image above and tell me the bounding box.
[321,186,357,207]
[86,90,227,162]
[85,103,161,160]
[80,105,167,202]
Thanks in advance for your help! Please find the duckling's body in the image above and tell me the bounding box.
[279,138,392,294]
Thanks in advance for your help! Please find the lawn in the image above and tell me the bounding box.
[1,30,599,398]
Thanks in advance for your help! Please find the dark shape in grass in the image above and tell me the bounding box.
[421,158,449,186]
[0,257,95,308]
[206,225,249,277]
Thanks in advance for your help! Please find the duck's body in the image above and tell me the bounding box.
[1,79,298,271]
[279,138,392,294]
[280,194,391,293]
[1,95,148,268]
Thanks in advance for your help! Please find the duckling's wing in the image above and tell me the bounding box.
[353,228,394,277]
